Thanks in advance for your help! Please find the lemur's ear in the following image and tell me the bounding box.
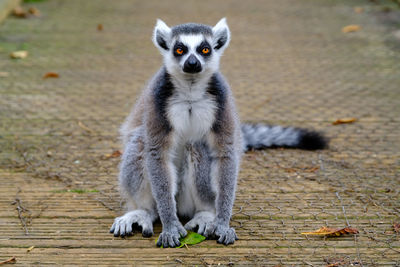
[212,18,230,51]
[153,19,171,52]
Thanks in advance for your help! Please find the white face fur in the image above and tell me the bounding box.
[152,18,231,80]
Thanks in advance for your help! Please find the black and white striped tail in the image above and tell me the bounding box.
[241,123,328,151]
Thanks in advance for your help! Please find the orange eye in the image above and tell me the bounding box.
[176,48,183,55]
[202,48,210,54]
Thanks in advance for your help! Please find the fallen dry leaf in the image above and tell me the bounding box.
[12,6,40,18]
[326,262,340,267]
[12,6,28,18]
[324,257,360,267]
[342,25,361,33]
[283,168,297,173]
[27,246,35,252]
[0,256,16,265]
[0,72,10,77]
[280,166,319,173]
[103,150,122,159]
[78,121,94,133]
[304,166,320,172]
[301,226,359,237]
[28,7,41,17]
[43,72,59,79]
[354,7,364,14]
[332,118,357,125]
[394,223,400,233]
[10,50,28,59]
[97,24,103,31]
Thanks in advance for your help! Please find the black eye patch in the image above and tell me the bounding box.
[173,42,188,57]
[196,41,212,57]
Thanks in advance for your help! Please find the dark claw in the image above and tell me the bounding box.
[142,230,153,238]
[113,233,119,237]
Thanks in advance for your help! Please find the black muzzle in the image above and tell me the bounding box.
[183,54,202,73]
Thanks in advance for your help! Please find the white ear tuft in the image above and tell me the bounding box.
[212,18,230,51]
[153,19,171,51]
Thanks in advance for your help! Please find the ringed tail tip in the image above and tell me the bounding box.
[297,129,328,150]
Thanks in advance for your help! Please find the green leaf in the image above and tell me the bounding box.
[155,231,206,248]
[178,231,206,247]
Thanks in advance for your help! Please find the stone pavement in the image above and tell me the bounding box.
[0,0,399,265]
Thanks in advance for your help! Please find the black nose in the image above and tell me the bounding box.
[183,55,202,73]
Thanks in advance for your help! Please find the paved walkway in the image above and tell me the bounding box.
[0,0,399,265]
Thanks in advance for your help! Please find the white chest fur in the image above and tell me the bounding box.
[167,89,217,143]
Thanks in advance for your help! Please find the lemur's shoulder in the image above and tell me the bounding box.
[144,68,176,138]
[120,68,169,145]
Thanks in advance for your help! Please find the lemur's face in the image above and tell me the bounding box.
[153,19,230,77]
[170,35,213,74]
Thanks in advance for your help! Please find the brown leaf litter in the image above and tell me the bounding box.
[342,25,361,33]
[301,226,359,237]
[332,118,357,125]
[43,72,59,79]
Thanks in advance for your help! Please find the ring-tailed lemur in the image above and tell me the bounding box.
[109,18,327,247]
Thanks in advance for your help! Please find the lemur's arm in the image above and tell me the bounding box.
[145,141,176,222]
[144,88,187,248]
[214,141,239,226]
[145,134,187,247]
[205,120,240,245]
[205,81,241,244]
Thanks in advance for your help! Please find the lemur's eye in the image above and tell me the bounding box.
[176,48,183,55]
[202,47,210,54]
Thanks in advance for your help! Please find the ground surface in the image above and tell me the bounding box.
[0,0,399,266]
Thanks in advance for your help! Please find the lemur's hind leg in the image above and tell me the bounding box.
[110,209,155,237]
[110,180,157,237]
[184,211,215,235]
[110,127,158,238]
[183,142,217,235]
[183,141,238,245]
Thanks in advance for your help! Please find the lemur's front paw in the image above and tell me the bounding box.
[204,222,238,245]
[157,221,187,248]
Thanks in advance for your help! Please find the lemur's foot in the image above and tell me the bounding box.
[110,210,153,238]
[204,221,238,245]
[184,211,215,236]
[157,221,187,248]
